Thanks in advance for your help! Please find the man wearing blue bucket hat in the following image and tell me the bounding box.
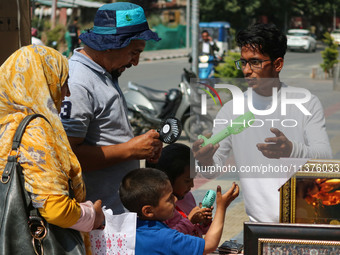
[61,2,163,213]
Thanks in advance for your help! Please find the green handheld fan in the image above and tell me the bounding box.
[202,189,216,208]
[198,111,255,147]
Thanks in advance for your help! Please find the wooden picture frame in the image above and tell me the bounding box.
[280,160,340,224]
[244,222,340,255]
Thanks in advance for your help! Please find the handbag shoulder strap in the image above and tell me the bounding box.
[1,114,49,183]
[11,114,75,199]
[12,114,50,150]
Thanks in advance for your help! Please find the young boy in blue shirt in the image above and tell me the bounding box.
[119,168,239,255]
[147,143,213,237]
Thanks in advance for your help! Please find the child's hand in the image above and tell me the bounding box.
[216,182,239,210]
[200,205,213,226]
[188,206,213,225]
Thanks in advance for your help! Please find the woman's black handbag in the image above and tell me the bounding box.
[0,114,86,255]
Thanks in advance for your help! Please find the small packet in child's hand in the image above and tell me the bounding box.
[90,208,137,255]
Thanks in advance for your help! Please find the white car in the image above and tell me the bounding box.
[330,29,340,45]
[287,29,317,52]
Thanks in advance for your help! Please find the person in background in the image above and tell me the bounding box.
[0,45,104,254]
[31,27,44,46]
[193,23,332,223]
[119,168,239,255]
[68,17,80,52]
[147,143,212,237]
[61,2,163,214]
[199,30,219,56]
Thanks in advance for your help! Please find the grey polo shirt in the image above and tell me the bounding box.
[61,49,139,213]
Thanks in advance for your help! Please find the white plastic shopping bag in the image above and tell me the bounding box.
[90,208,137,255]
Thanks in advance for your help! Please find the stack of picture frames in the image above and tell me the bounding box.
[280,159,340,224]
[244,222,340,255]
[244,159,340,255]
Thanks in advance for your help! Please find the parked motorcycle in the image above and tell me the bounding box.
[123,68,213,141]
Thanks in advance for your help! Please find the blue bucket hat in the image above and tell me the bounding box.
[79,2,161,51]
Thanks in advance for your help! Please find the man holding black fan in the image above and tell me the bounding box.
[61,2,163,213]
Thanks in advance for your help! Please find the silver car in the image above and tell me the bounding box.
[287,29,317,52]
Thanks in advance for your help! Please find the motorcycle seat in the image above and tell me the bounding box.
[128,82,167,102]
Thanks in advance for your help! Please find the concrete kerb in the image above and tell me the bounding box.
[140,54,189,62]
[140,49,190,62]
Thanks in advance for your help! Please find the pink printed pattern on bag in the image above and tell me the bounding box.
[106,238,112,249]
[90,232,130,255]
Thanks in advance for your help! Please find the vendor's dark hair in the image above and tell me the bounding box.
[119,168,170,216]
[236,23,287,60]
[146,143,194,185]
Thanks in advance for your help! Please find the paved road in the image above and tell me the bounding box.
[120,45,325,91]
[281,46,324,78]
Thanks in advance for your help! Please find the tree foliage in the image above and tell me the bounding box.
[87,0,157,12]
[215,51,244,78]
[199,0,340,36]
[320,32,338,75]
[199,0,260,32]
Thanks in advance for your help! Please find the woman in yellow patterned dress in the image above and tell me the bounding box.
[0,45,104,254]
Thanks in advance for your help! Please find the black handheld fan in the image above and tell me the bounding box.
[158,117,182,144]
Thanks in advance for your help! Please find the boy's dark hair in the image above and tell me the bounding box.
[146,143,194,185]
[236,23,287,61]
[119,168,170,216]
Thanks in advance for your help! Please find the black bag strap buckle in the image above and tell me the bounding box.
[29,216,47,255]
[1,156,17,184]
[29,216,47,240]
[0,176,10,184]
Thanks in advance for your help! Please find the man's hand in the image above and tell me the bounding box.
[128,130,163,162]
[256,128,293,159]
[192,139,219,166]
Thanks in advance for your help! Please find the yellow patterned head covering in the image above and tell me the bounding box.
[0,45,85,202]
